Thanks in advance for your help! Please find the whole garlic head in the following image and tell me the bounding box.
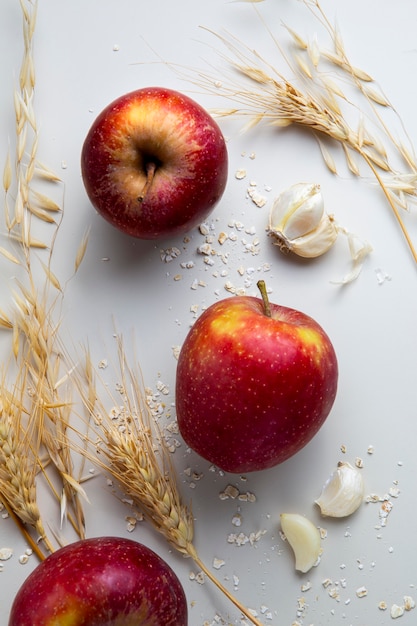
[315,461,365,518]
[268,182,338,258]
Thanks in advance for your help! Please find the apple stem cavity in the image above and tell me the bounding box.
[138,160,157,203]
[257,279,272,318]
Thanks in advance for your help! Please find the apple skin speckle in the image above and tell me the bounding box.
[8,537,187,626]
[81,87,228,240]
[175,296,338,473]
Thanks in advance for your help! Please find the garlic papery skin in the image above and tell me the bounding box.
[268,182,338,258]
[280,513,322,573]
[315,461,365,518]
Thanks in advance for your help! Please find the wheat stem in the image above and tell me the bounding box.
[70,338,265,625]
[1,500,46,562]
[187,543,264,626]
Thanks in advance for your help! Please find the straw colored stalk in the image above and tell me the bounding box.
[3,0,62,252]
[187,3,417,263]
[0,370,54,557]
[73,338,263,626]
[11,278,87,539]
[1,0,87,556]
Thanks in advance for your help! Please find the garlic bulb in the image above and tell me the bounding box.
[268,182,338,258]
[315,461,364,518]
[280,513,322,573]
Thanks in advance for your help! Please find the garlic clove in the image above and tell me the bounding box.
[315,461,365,518]
[280,513,321,573]
[268,182,338,258]
[269,182,324,241]
[289,212,338,258]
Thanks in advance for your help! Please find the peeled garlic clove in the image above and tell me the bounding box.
[280,513,321,573]
[269,182,324,240]
[289,212,338,258]
[268,182,338,258]
[315,461,364,518]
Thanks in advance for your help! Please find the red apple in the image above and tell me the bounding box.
[81,86,228,239]
[175,281,338,473]
[8,536,187,626]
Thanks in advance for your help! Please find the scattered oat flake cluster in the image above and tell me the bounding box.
[219,484,257,502]
[189,570,205,585]
[247,182,268,208]
[382,596,416,619]
[163,214,271,301]
[145,385,167,418]
[365,481,400,530]
[227,530,266,547]
[160,246,181,262]
[321,576,349,602]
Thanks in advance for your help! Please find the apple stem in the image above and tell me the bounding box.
[187,545,264,626]
[257,280,272,318]
[138,161,157,203]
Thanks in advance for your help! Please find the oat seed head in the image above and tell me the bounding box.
[187,0,417,263]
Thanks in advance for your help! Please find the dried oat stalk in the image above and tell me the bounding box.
[3,0,62,253]
[12,278,87,538]
[72,337,264,626]
[187,0,417,263]
[0,0,88,555]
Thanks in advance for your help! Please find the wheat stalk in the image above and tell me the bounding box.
[71,336,264,626]
[183,1,417,264]
[0,370,55,556]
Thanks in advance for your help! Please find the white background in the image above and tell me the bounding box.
[1,1,417,624]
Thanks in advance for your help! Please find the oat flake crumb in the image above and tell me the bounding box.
[389,486,400,498]
[390,604,404,619]
[18,554,30,564]
[247,186,267,207]
[220,484,240,500]
[356,586,368,598]
[160,246,181,262]
[319,527,328,539]
[404,595,416,611]
[199,223,210,236]
[0,547,13,561]
[239,491,257,503]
